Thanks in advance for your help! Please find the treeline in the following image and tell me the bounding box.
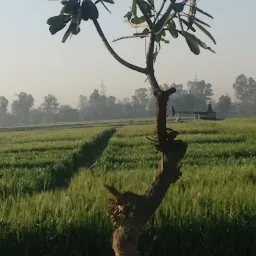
[0,74,255,126]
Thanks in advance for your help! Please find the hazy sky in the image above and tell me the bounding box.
[2,0,256,108]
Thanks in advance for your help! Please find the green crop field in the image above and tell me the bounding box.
[0,118,255,255]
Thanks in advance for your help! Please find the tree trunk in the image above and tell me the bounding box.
[105,88,188,256]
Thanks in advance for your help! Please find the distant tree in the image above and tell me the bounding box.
[78,95,89,120]
[173,93,206,112]
[172,83,187,97]
[58,104,79,122]
[106,95,116,105]
[11,92,34,125]
[216,95,231,114]
[119,97,135,118]
[47,0,215,254]
[233,74,256,103]
[40,94,59,123]
[188,80,214,101]
[89,89,101,104]
[233,74,256,115]
[0,96,9,126]
[132,88,149,117]
[29,109,45,125]
[0,96,9,115]
[78,95,89,111]
[87,89,105,120]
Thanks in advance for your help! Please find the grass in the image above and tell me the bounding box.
[0,118,255,255]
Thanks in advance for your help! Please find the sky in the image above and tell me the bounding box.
[1,0,256,108]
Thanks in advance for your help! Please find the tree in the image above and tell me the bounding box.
[233,74,256,103]
[29,108,45,125]
[0,96,9,126]
[173,93,206,112]
[0,96,9,115]
[216,95,231,114]
[233,74,256,115]
[11,92,34,125]
[106,95,117,105]
[78,95,89,120]
[188,79,214,101]
[58,104,79,122]
[78,95,89,111]
[171,83,187,98]
[131,88,149,117]
[40,94,59,123]
[47,1,216,255]
[89,89,101,104]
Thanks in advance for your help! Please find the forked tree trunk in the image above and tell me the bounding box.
[105,88,188,256]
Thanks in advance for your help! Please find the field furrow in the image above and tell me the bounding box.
[0,127,116,196]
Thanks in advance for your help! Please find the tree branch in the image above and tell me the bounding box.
[146,33,161,95]
[112,34,149,43]
[93,20,147,74]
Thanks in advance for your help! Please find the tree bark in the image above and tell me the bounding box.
[105,87,188,256]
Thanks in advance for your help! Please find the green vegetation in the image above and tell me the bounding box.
[0,127,115,196]
[0,118,255,255]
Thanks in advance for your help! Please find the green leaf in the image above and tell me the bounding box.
[124,11,133,21]
[193,21,216,44]
[61,0,80,15]
[185,37,200,55]
[172,2,185,13]
[180,18,196,32]
[95,0,114,4]
[139,0,153,13]
[87,0,99,20]
[168,20,176,29]
[62,24,73,43]
[180,31,215,54]
[147,0,154,8]
[154,4,174,35]
[194,38,216,53]
[192,6,213,19]
[95,0,113,14]
[132,0,137,17]
[82,0,90,21]
[169,29,178,38]
[155,29,167,45]
[49,23,66,35]
[182,14,211,28]
[181,31,201,55]
[47,15,71,26]
[142,28,150,34]
[167,20,178,38]
[47,15,71,35]
[131,16,146,24]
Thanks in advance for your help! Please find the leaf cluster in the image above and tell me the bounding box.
[46,0,216,57]
[123,0,216,56]
[47,0,114,43]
